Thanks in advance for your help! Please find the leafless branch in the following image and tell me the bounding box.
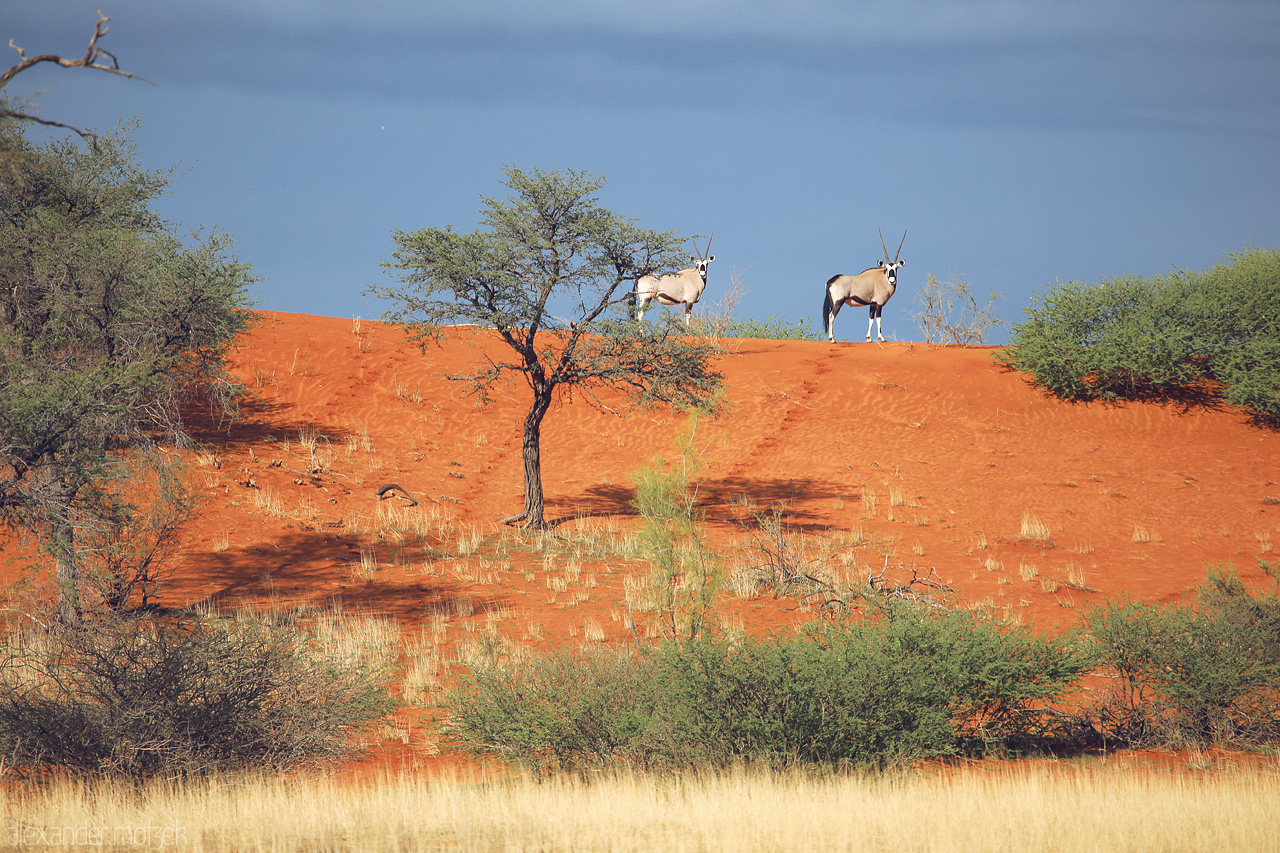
[738,507,955,613]
[909,266,1004,346]
[865,559,955,607]
[1,10,153,146]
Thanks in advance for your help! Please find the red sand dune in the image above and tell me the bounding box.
[5,310,1279,770]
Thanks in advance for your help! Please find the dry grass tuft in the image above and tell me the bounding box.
[1020,512,1052,541]
[1066,563,1087,588]
[353,547,378,581]
[392,376,424,405]
[1133,522,1163,544]
[454,524,484,557]
[250,488,288,519]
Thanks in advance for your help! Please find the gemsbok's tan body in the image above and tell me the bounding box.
[636,236,715,324]
[823,230,907,343]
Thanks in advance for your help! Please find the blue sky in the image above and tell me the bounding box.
[6,0,1279,343]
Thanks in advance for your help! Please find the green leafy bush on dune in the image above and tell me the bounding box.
[996,248,1280,422]
[441,601,1091,773]
[1084,564,1280,747]
[442,556,1280,770]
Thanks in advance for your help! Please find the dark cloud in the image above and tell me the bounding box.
[7,0,1277,334]
[8,1,1276,135]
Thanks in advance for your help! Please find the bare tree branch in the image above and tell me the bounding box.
[1,10,153,146]
[2,10,151,88]
[736,507,955,613]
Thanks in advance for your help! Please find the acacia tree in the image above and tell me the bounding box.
[0,121,256,623]
[369,166,724,528]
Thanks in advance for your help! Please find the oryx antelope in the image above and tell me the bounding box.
[635,236,715,324]
[822,230,907,343]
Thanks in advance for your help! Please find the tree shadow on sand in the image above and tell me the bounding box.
[178,530,516,623]
[995,361,1280,431]
[180,394,356,454]
[553,475,852,534]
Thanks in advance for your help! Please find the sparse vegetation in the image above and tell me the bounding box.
[691,266,823,341]
[630,411,723,641]
[910,266,1005,345]
[735,506,949,614]
[1020,512,1052,541]
[712,314,824,341]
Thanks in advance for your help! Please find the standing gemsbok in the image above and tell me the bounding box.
[823,230,907,343]
[635,236,715,324]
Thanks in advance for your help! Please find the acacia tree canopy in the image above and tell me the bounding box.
[0,120,257,622]
[369,166,724,529]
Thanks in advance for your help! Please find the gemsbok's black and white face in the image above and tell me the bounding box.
[882,259,904,286]
[691,253,716,282]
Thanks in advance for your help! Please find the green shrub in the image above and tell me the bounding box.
[996,249,1280,421]
[440,647,663,774]
[630,410,722,641]
[1084,565,1280,747]
[649,616,961,768]
[712,314,823,341]
[0,612,396,779]
[440,603,1091,772]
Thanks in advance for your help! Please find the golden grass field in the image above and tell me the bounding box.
[4,761,1279,852]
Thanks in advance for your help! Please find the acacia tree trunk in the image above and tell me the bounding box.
[513,384,554,528]
[52,519,81,624]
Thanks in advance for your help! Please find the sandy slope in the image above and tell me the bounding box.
[191,312,1278,622]
[4,310,1279,769]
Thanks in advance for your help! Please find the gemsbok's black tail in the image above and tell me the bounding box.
[822,289,834,338]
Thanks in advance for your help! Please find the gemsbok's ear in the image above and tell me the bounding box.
[707,255,715,262]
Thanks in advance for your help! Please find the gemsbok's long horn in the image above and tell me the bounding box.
[703,233,713,259]
[894,230,907,265]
